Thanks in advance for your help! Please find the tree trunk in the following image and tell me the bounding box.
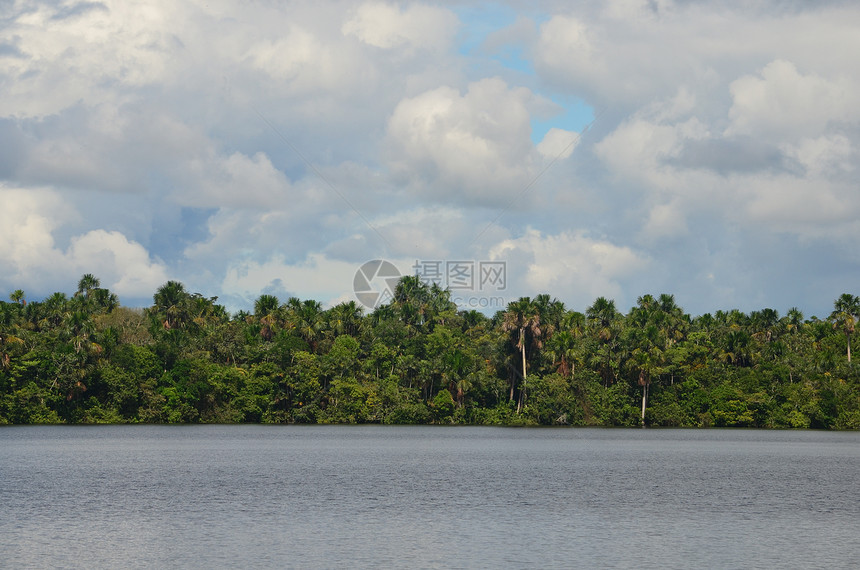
[640,382,648,427]
[518,328,526,414]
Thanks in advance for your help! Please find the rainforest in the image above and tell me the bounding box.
[1,274,859,428]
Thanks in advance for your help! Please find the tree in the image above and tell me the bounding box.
[152,281,190,330]
[501,297,542,413]
[9,289,26,305]
[326,301,364,338]
[254,294,280,341]
[90,288,119,313]
[284,299,324,351]
[786,307,804,333]
[0,327,24,370]
[545,330,579,379]
[76,274,101,298]
[587,297,620,386]
[42,292,69,329]
[830,294,859,363]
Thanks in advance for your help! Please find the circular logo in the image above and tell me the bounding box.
[353,260,402,309]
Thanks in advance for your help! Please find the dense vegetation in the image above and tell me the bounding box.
[1,274,859,428]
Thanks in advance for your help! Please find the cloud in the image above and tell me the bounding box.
[727,59,860,140]
[0,186,167,302]
[3,0,860,319]
[489,229,650,308]
[386,77,560,205]
[66,230,169,298]
[782,134,856,178]
[536,128,580,159]
[177,151,295,209]
[342,2,458,53]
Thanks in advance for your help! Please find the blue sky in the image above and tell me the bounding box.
[2,0,860,319]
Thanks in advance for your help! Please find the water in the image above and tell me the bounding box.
[1,426,858,569]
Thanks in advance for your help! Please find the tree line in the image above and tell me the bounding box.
[1,274,859,428]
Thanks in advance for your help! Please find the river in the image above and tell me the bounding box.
[1,425,858,568]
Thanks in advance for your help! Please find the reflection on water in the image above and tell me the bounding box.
[2,426,859,568]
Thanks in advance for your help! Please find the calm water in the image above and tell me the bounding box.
[1,426,858,569]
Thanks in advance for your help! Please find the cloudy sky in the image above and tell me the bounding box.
[2,0,859,317]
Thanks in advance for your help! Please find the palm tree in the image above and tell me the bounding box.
[9,289,25,305]
[786,307,804,333]
[255,294,280,318]
[63,309,97,354]
[722,329,752,367]
[90,288,119,313]
[545,330,579,378]
[830,293,859,363]
[631,344,657,427]
[255,294,280,341]
[534,294,565,339]
[152,281,190,330]
[0,328,24,370]
[393,275,431,327]
[587,297,619,386]
[285,299,324,351]
[43,292,69,328]
[501,297,542,413]
[76,274,101,298]
[326,301,364,338]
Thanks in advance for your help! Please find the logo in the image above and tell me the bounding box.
[353,259,401,309]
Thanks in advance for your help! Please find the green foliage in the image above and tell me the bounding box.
[430,388,455,423]
[1,277,859,429]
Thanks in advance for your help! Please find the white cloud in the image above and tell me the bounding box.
[727,60,860,140]
[342,2,458,53]
[536,128,579,159]
[386,78,557,204]
[66,230,169,298]
[1,1,184,117]
[782,135,855,178]
[594,112,709,189]
[641,201,689,241]
[245,25,373,96]
[220,252,419,310]
[4,1,860,318]
[178,151,295,209]
[489,229,650,306]
[533,15,596,84]
[0,186,167,300]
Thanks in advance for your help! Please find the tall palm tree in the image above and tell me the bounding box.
[545,330,579,378]
[255,294,280,341]
[501,297,542,413]
[786,307,804,333]
[830,293,859,363]
[326,301,364,338]
[43,292,69,328]
[534,294,565,339]
[76,274,101,298]
[90,288,119,313]
[587,297,619,386]
[0,326,24,370]
[152,281,190,330]
[285,299,324,351]
[393,275,431,327]
[9,289,25,305]
[63,309,97,354]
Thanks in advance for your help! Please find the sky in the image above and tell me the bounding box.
[1,0,859,318]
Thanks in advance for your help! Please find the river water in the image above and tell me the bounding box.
[1,426,858,568]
